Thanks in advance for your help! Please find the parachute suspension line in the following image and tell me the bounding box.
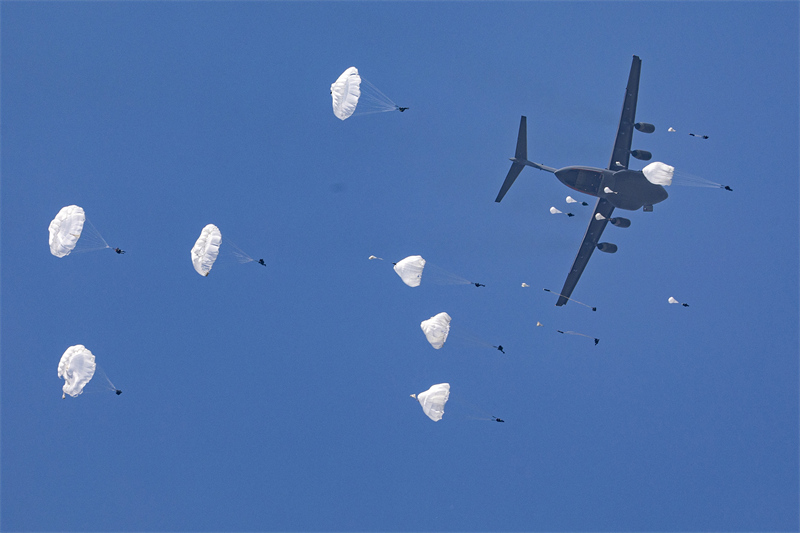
[450,329,497,351]
[346,77,399,116]
[425,264,473,286]
[450,394,503,423]
[225,238,254,264]
[543,288,597,311]
[94,365,118,392]
[360,78,398,110]
[71,217,111,253]
[671,170,724,189]
[557,330,600,345]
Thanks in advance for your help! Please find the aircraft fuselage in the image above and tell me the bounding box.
[554,165,668,211]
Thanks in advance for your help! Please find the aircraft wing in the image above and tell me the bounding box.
[555,198,615,306]
[607,55,641,171]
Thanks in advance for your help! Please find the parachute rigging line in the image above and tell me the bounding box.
[543,288,597,311]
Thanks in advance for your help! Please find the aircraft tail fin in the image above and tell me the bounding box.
[496,116,555,203]
[496,116,528,202]
[515,115,527,161]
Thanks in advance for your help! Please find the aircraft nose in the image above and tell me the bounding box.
[555,168,578,188]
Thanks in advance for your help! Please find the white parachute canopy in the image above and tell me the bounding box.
[330,66,400,120]
[331,67,361,120]
[412,383,451,421]
[549,206,562,215]
[420,312,451,349]
[393,255,426,287]
[58,345,96,398]
[668,297,680,304]
[643,161,674,186]
[49,205,85,257]
[48,205,110,257]
[191,224,222,276]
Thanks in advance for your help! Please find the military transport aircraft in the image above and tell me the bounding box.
[495,55,666,307]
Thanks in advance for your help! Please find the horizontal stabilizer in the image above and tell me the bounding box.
[495,162,525,203]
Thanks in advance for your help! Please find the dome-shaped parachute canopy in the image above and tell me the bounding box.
[393,255,426,287]
[420,312,451,349]
[412,383,450,421]
[331,67,361,120]
[643,162,674,186]
[191,224,222,276]
[549,207,562,215]
[58,345,96,398]
[668,297,680,304]
[49,205,86,257]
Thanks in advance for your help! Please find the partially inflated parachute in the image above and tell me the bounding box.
[393,255,426,287]
[48,205,86,257]
[420,312,451,349]
[58,345,96,398]
[643,162,674,186]
[330,67,402,120]
[411,383,450,421]
[191,224,222,276]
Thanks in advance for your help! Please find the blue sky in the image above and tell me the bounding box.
[2,2,798,532]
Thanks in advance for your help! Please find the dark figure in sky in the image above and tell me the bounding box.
[594,338,600,346]
[689,133,709,139]
[567,212,575,217]
[494,345,505,354]
[114,248,125,254]
[723,185,733,191]
[474,282,485,287]
[493,417,505,423]
[682,303,690,307]
[580,201,588,206]
[258,259,266,266]
[115,389,122,395]
[397,107,409,112]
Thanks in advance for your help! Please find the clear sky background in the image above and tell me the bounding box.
[2,2,798,532]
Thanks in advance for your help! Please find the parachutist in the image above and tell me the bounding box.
[689,133,709,139]
[682,303,690,307]
[115,389,122,395]
[723,185,733,191]
[493,417,504,423]
[594,338,600,345]
[397,107,409,112]
[114,248,125,254]
[567,212,575,217]
[494,345,505,354]
[258,259,266,266]
[474,282,485,287]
